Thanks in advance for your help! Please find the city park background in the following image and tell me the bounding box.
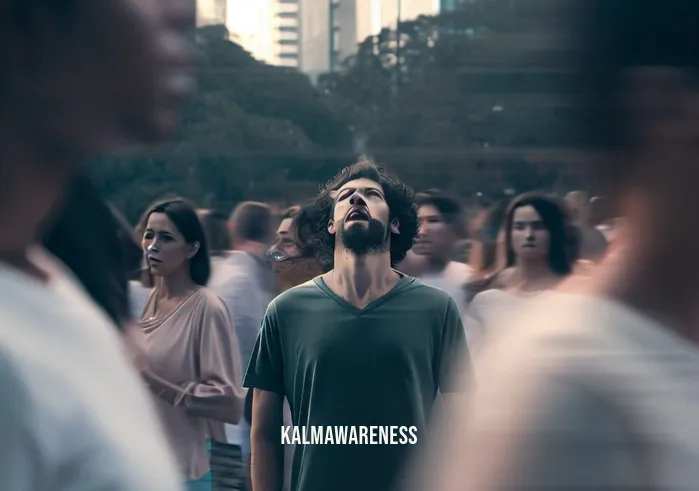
[95,0,589,223]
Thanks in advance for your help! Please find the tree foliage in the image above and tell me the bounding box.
[319,0,584,199]
[94,25,353,222]
[96,3,587,222]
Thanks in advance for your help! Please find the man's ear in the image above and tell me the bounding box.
[390,218,400,234]
[328,220,336,235]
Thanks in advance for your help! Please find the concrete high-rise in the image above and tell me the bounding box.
[196,0,227,26]
[223,0,463,79]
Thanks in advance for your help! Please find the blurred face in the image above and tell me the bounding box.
[3,0,197,154]
[413,204,455,258]
[269,217,303,275]
[271,218,303,261]
[268,218,323,290]
[142,212,198,278]
[328,178,398,256]
[510,205,550,261]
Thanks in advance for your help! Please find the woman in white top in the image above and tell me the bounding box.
[464,193,577,355]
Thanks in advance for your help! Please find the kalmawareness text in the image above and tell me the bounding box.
[281,426,418,445]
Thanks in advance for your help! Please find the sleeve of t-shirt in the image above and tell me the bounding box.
[242,302,285,395]
[437,297,471,393]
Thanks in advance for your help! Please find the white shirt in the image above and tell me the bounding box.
[0,248,182,490]
[419,261,473,314]
[463,289,524,359]
[426,292,699,490]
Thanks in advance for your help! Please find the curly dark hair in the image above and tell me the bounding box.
[310,158,418,267]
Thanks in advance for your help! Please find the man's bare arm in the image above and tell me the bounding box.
[250,389,284,491]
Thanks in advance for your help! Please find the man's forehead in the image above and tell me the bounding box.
[276,218,293,235]
[331,178,383,197]
[418,204,441,217]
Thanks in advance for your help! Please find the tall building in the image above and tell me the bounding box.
[379,0,447,31]
[196,0,227,26]
[260,0,463,79]
[297,0,366,80]
[273,0,302,68]
[227,0,274,62]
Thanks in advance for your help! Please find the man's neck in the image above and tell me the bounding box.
[325,250,398,308]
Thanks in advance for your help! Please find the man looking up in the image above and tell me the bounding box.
[244,159,470,491]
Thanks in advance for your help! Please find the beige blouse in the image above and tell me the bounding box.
[140,287,245,480]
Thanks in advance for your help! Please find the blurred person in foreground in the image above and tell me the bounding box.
[414,1,699,490]
[245,159,469,491]
[139,198,245,490]
[43,174,153,373]
[411,190,473,312]
[207,202,276,472]
[43,174,135,331]
[462,193,576,359]
[0,0,196,488]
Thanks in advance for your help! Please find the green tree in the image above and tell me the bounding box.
[321,0,582,197]
[94,25,354,223]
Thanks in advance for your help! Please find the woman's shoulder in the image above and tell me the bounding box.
[193,287,228,312]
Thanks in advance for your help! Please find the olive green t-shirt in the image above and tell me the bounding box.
[244,274,469,491]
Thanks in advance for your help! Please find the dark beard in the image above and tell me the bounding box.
[339,218,389,256]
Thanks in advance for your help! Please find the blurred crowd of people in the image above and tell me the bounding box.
[3,1,699,491]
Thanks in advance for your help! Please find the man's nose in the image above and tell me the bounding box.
[349,193,367,206]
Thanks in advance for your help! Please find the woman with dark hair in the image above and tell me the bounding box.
[137,198,245,491]
[464,193,576,356]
